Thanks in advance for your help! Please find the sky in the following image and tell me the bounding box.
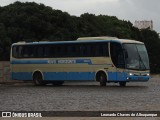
[0,0,160,33]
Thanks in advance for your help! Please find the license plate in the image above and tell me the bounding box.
[138,77,143,80]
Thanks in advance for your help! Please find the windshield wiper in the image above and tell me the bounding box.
[135,46,147,70]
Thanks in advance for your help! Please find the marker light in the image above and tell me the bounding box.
[129,73,133,76]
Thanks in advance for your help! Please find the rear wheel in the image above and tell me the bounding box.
[119,82,126,87]
[33,73,45,86]
[98,73,107,86]
[52,81,64,86]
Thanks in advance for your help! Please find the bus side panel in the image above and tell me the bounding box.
[11,72,32,80]
[11,62,32,80]
[10,57,112,81]
[108,72,117,81]
[43,72,95,81]
[67,72,89,80]
[116,72,127,81]
[43,72,67,81]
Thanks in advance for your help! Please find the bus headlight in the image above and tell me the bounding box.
[147,73,150,76]
[129,73,133,76]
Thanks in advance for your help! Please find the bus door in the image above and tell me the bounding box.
[110,42,125,81]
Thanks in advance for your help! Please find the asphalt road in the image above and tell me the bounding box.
[0,77,160,112]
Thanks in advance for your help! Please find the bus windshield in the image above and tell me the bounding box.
[123,43,149,70]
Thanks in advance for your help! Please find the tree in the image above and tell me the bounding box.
[0,1,160,73]
[140,29,160,73]
[0,23,11,60]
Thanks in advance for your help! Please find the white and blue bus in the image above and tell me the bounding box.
[10,37,150,86]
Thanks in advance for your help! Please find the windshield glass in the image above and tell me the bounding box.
[123,44,149,70]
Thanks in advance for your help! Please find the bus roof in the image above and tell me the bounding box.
[12,37,143,46]
[77,36,118,40]
[77,37,143,44]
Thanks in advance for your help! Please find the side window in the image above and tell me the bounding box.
[12,46,18,58]
[18,46,23,58]
[94,42,109,57]
[81,43,92,57]
[80,43,86,57]
[16,45,33,58]
[71,45,76,57]
[90,43,97,57]
[75,44,81,57]
[54,45,58,57]
[60,45,65,58]
[37,45,44,58]
[49,45,55,58]
[90,43,96,57]
[14,46,23,58]
[54,45,65,58]
[110,42,125,68]
[66,44,76,57]
[23,46,29,57]
[67,45,73,57]
[95,44,102,57]
[86,44,91,57]
[27,46,34,58]
[44,45,50,58]
[29,45,38,58]
[32,45,38,58]
[101,43,109,57]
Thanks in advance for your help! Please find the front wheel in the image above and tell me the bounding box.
[99,73,107,86]
[119,82,126,87]
[33,73,45,86]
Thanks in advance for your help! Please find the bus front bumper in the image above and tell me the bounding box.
[127,75,150,81]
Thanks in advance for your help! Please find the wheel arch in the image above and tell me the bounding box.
[95,69,108,82]
[32,69,44,80]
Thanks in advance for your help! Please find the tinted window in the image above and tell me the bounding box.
[12,46,18,58]
[37,46,43,58]
[44,45,50,57]
[12,46,23,58]
[95,43,109,57]
[110,42,125,68]
[12,42,109,58]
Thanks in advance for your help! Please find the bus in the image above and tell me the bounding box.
[10,37,150,86]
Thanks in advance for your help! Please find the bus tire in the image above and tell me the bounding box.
[52,81,64,86]
[33,72,45,86]
[119,82,126,87]
[98,73,107,86]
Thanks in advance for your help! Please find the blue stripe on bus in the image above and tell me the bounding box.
[11,59,93,65]
[107,72,127,81]
[129,76,149,81]
[11,60,48,64]
[11,59,113,66]
[11,72,149,81]
[44,72,95,81]
[11,72,95,81]
[12,72,33,80]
